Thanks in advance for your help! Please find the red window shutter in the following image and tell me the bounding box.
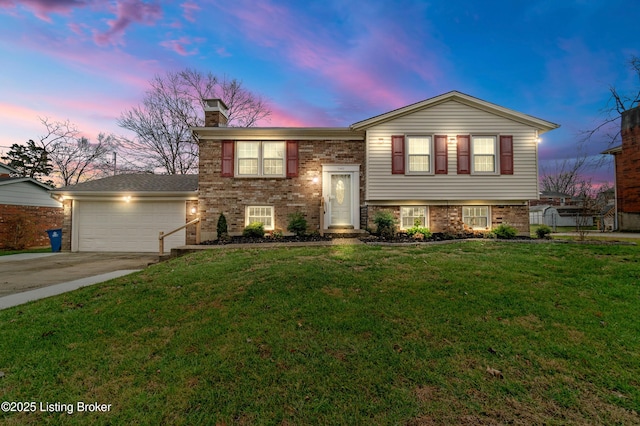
[391,135,405,174]
[499,135,514,175]
[435,135,448,174]
[221,140,234,177]
[286,140,299,177]
[457,135,470,174]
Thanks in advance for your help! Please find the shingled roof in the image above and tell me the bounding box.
[52,174,198,194]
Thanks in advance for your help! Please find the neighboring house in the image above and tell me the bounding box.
[529,205,594,229]
[194,92,559,240]
[530,191,573,207]
[603,104,640,231]
[0,163,63,249]
[50,174,198,252]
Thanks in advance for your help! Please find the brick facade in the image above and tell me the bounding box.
[0,204,63,249]
[618,106,640,213]
[198,139,365,239]
[366,204,530,235]
[60,199,73,251]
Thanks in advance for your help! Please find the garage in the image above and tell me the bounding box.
[74,200,186,252]
[51,174,199,253]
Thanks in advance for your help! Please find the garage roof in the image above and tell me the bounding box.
[51,174,198,196]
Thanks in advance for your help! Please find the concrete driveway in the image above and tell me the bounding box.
[0,252,159,298]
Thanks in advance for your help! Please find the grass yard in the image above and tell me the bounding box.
[0,242,639,425]
[0,247,51,256]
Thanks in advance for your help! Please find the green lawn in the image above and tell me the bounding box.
[1,242,639,425]
[0,247,51,256]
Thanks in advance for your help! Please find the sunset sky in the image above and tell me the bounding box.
[1,0,638,186]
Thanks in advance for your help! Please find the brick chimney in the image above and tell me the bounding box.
[204,99,229,127]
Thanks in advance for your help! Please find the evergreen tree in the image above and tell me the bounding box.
[1,139,53,185]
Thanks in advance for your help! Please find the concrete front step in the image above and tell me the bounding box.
[322,229,369,238]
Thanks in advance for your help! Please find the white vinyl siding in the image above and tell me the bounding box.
[401,206,427,229]
[366,100,540,201]
[0,181,61,207]
[246,206,274,230]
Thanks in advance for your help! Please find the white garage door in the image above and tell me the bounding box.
[75,200,186,252]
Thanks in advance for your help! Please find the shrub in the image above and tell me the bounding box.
[242,222,265,238]
[406,221,432,240]
[216,213,228,240]
[287,212,307,236]
[493,223,518,239]
[374,210,397,239]
[535,224,552,239]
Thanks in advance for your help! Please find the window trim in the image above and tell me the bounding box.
[245,205,275,230]
[400,206,428,230]
[235,141,286,178]
[406,135,434,175]
[462,206,490,230]
[471,135,498,175]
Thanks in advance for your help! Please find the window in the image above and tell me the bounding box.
[407,136,432,173]
[246,206,274,230]
[401,206,427,229]
[463,206,489,229]
[472,136,496,173]
[236,141,285,177]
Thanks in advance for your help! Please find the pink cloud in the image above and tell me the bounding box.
[214,0,445,112]
[160,36,203,56]
[0,0,87,22]
[93,0,162,46]
[181,1,200,23]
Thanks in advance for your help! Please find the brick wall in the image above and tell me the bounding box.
[618,106,640,213]
[186,200,199,244]
[198,139,365,239]
[61,199,73,251]
[0,204,63,249]
[366,204,530,235]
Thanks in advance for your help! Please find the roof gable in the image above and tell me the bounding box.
[350,91,559,133]
[0,177,54,191]
[0,162,18,175]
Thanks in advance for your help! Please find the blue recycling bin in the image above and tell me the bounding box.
[46,228,62,252]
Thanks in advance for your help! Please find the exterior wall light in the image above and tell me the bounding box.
[312,177,319,184]
[123,196,131,203]
[191,207,197,214]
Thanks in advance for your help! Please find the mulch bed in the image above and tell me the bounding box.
[200,232,533,246]
[200,234,333,245]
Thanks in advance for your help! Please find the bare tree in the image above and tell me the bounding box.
[48,134,117,186]
[117,68,271,174]
[582,56,640,148]
[12,118,117,187]
[540,141,592,198]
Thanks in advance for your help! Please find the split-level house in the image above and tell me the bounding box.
[195,91,559,240]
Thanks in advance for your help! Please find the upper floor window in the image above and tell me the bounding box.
[236,141,285,177]
[407,136,432,173]
[472,136,496,173]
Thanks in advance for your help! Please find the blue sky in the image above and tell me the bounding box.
[1,0,638,185]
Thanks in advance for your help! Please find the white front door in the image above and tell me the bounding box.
[330,174,352,226]
[322,164,360,229]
